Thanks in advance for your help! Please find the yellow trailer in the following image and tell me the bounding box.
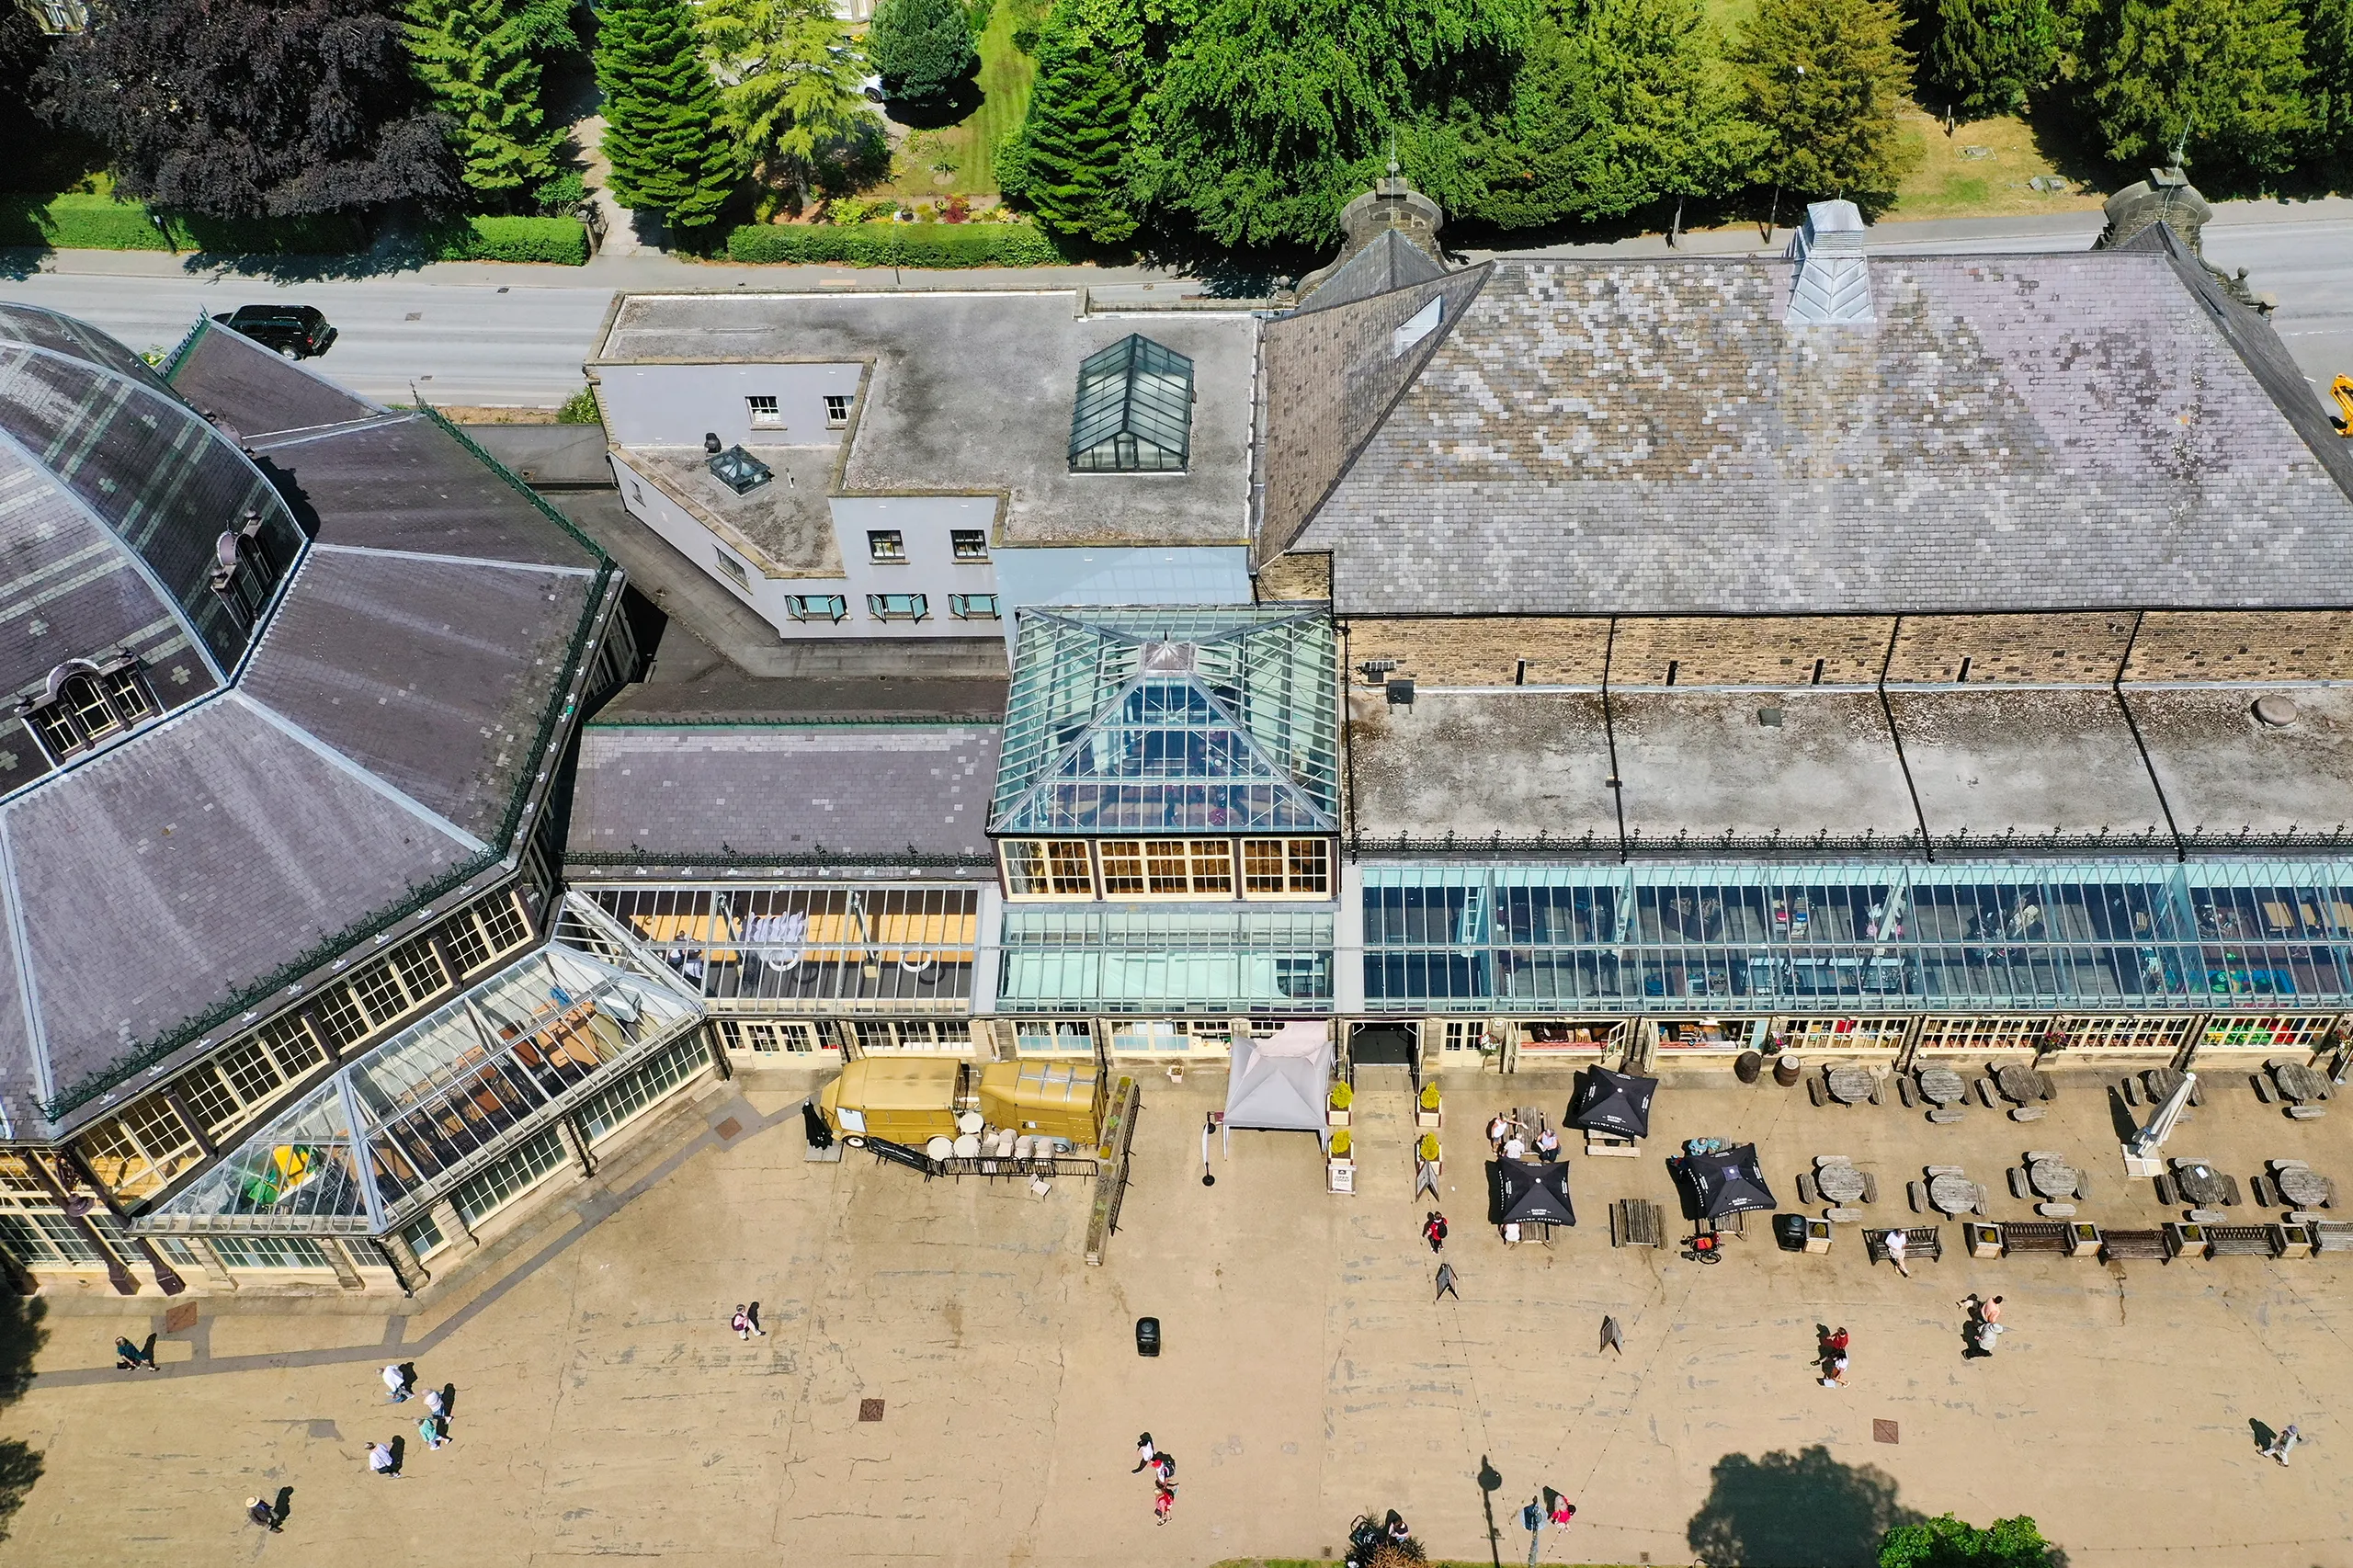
[819,1058,965,1146]
[978,1060,1104,1144]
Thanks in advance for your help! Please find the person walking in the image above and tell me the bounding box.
[1978,1295,2002,1326]
[381,1364,410,1403]
[245,1496,280,1532]
[1971,1317,2004,1357]
[1131,1433,1157,1473]
[115,1335,158,1370]
[1153,1483,1176,1525]
[1820,1325,1851,1388]
[1150,1450,1176,1487]
[745,1301,767,1337]
[731,1305,753,1341]
[367,1442,400,1479]
[1435,1261,1461,1302]
[418,1414,451,1451]
[2265,1424,2302,1464]
[424,1385,449,1424]
[1882,1229,1911,1278]
[1423,1211,1448,1255]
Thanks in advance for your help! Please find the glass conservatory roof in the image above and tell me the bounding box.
[989,607,1338,836]
[998,906,1334,1013]
[1069,333,1193,472]
[1361,858,2353,1014]
[142,900,703,1235]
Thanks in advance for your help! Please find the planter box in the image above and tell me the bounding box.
[1965,1221,2003,1258]
[2068,1222,2103,1256]
[2279,1222,2314,1259]
[2165,1221,2210,1259]
[1416,1108,1442,1129]
[1803,1219,1833,1254]
[1327,1109,1351,1129]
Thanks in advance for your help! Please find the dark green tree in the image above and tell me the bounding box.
[1730,0,1917,207]
[2313,0,2353,178]
[1140,0,1531,248]
[2068,0,2313,189]
[1425,0,1763,231]
[403,0,564,205]
[997,2,1140,242]
[868,0,978,100]
[594,0,736,237]
[1915,0,2058,116]
[1878,1512,2055,1568]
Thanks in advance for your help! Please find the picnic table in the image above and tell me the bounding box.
[2028,1157,2081,1199]
[1995,1062,2042,1104]
[2274,1062,2332,1104]
[2278,1165,2332,1209]
[1816,1162,1869,1204]
[1928,1171,1980,1214]
[1917,1067,1968,1107]
[2172,1159,2232,1208]
[1825,1065,1877,1105]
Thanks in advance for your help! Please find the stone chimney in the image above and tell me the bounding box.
[2095,167,2213,255]
[1784,199,1872,326]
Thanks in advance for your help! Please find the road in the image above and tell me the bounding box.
[0,199,2345,406]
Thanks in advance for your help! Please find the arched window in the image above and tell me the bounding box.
[20,658,158,762]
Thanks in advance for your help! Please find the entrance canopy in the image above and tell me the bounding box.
[1568,1066,1656,1140]
[1677,1143,1777,1220]
[1223,1021,1333,1138]
[1489,1158,1574,1227]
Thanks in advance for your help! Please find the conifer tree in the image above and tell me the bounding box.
[2313,0,2353,178]
[867,0,978,101]
[1915,0,2057,117]
[997,4,1138,243]
[595,0,737,236]
[1730,0,1916,205]
[699,0,877,203]
[404,0,563,205]
[2069,0,2313,189]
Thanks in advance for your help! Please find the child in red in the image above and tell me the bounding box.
[1154,1484,1175,1525]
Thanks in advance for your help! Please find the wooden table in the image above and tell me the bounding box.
[1927,1171,1979,1214]
[1825,1066,1876,1105]
[2028,1157,2081,1199]
[2274,1062,2332,1104]
[1995,1062,2041,1104]
[1917,1067,1967,1107]
[2278,1165,2332,1209]
[2173,1159,2231,1208]
[1816,1162,1868,1204]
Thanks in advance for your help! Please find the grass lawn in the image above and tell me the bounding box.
[1881,106,2109,222]
[878,0,1041,199]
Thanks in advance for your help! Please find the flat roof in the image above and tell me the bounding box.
[1615,691,1918,846]
[596,292,1257,548]
[1349,689,1617,846]
[2130,685,2353,838]
[625,445,843,577]
[1888,687,2168,841]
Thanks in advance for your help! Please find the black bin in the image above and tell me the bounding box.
[1135,1316,1161,1357]
[1774,1212,1810,1253]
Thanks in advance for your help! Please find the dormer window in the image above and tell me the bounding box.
[22,657,157,762]
[209,508,283,631]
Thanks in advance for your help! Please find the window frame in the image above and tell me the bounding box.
[785,595,849,623]
[1096,837,1235,899]
[22,659,160,764]
[824,393,853,428]
[867,592,928,622]
[949,593,1000,620]
[1001,838,1097,898]
[745,394,784,428]
[866,529,905,562]
[712,549,752,591]
[1240,836,1333,899]
[950,528,990,561]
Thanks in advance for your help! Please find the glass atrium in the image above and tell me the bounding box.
[1068,333,1193,472]
[141,899,704,1236]
[1363,859,2353,1013]
[991,608,1338,836]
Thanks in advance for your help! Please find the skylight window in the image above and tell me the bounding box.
[1069,334,1193,473]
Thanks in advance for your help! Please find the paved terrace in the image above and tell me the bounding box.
[0,1056,2349,1566]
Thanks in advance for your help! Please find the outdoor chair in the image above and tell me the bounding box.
[2008,1168,2032,1200]
[2120,1076,2142,1108]
[1908,1180,1927,1213]
[1797,1172,1818,1205]
[2222,1175,2243,1206]
[1808,1077,1826,1107]
[2154,1174,2179,1207]
[1859,1171,1879,1204]
[2254,1175,2281,1209]
[1896,1076,1916,1108]
[2254,1074,2278,1104]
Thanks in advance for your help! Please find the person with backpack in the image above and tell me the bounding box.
[1423,1211,1448,1254]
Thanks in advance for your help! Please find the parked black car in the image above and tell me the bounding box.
[211,304,335,359]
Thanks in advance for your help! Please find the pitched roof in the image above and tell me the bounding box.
[1295,229,1449,315]
[1279,228,2353,616]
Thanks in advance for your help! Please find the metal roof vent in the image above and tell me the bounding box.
[1785,199,1873,326]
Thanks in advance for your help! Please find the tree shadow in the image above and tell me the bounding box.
[0,1292,45,1540]
[0,246,51,282]
[1687,1444,1924,1568]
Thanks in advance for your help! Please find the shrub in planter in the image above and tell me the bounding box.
[1328,1130,1351,1159]
[1329,1082,1352,1110]
[1419,1083,1441,1111]
[1418,1132,1440,1163]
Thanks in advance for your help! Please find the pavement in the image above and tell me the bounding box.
[4,1051,2351,1566]
[2,196,2347,408]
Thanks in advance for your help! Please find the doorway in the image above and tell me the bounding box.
[1349,1022,1417,1067]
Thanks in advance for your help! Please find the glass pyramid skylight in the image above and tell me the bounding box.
[141,898,702,1236]
[990,608,1338,835]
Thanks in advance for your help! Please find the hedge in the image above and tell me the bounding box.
[0,194,365,254]
[725,221,1065,267]
[426,214,591,266]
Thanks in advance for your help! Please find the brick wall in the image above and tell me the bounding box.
[1885,612,2138,684]
[1343,617,1609,686]
[2123,611,2353,681]
[1608,617,1894,687]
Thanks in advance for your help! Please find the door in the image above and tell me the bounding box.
[1350,1023,1416,1066]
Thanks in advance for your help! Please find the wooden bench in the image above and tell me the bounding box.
[2288,1105,2327,1120]
[2253,1174,2282,1209]
[2101,1228,2169,1261]
[1797,1172,1818,1205]
[2007,1168,2033,1200]
[2311,1220,2353,1254]
[1896,1075,1917,1108]
[2208,1225,2279,1257]
[2153,1174,2179,1206]
[1611,1198,1663,1248]
[2002,1221,2073,1256]
[1927,1108,1965,1124]
[1866,1226,1942,1265]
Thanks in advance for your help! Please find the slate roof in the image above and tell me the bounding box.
[1295,230,1449,315]
[565,722,1001,869]
[596,292,1257,547]
[1280,225,2353,616]
[0,318,612,1131]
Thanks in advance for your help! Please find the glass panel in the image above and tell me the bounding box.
[1189,839,1233,894]
[1100,841,1146,896]
[588,885,979,1006]
[1047,841,1094,895]
[998,908,1333,1010]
